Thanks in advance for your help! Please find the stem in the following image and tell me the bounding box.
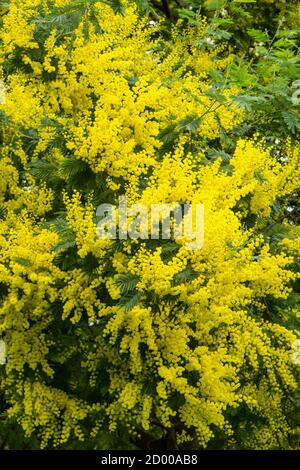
[161,0,171,19]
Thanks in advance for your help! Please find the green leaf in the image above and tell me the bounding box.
[231,94,267,111]
[205,0,226,11]
[161,242,179,259]
[173,267,197,284]
[0,206,6,220]
[158,124,178,143]
[207,148,231,163]
[177,9,199,25]
[247,28,269,42]
[282,111,300,133]
[204,88,227,103]
[115,273,139,295]
[118,293,141,312]
[254,168,267,183]
[135,0,151,13]
[102,0,124,14]
[0,111,8,125]
[28,159,59,182]
[13,258,32,267]
[43,216,77,253]
[60,156,91,178]
[178,114,201,133]
[229,62,255,87]
[55,238,77,252]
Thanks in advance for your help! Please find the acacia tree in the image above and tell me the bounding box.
[0,0,300,450]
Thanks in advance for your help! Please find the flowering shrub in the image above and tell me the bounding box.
[0,0,299,450]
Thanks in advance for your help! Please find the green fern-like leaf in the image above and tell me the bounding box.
[118,292,142,312]
[115,273,139,295]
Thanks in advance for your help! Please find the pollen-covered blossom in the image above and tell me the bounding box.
[0,0,299,451]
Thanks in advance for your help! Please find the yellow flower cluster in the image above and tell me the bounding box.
[0,0,299,450]
[0,1,243,185]
[7,381,101,447]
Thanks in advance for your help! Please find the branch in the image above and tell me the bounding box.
[161,0,172,19]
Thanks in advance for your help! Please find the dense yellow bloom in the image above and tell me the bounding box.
[0,0,299,450]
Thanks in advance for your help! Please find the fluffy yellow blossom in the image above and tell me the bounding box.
[0,0,299,451]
